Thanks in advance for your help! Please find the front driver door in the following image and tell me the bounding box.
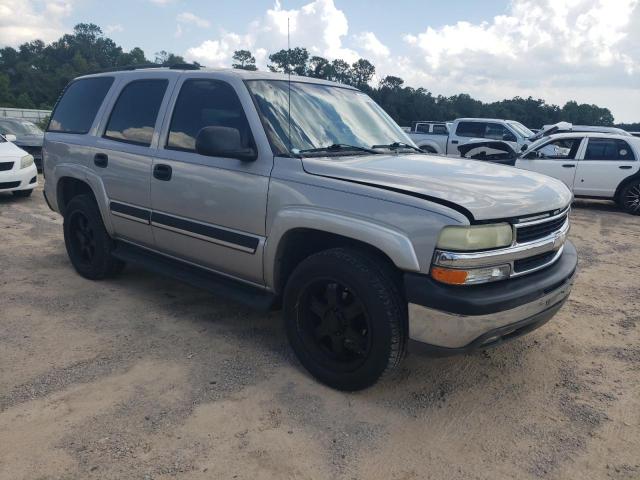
[516,137,585,190]
[150,75,272,285]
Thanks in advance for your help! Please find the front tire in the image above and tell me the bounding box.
[12,189,33,198]
[283,248,407,391]
[63,194,125,279]
[620,180,640,215]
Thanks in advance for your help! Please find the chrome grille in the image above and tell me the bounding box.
[516,209,569,244]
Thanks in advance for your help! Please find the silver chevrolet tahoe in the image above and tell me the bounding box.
[43,67,577,391]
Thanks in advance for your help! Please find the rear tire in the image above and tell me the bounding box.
[283,247,407,391]
[63,194,125,279]
[12,189,33,198]
[620,180,640,215]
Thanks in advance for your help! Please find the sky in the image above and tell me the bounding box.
[1,0,639,122]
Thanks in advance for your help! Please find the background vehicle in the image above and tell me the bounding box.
[44,68,576,390]
[0,118,44,171]
[461,133,640,215]
[406,118,534,155]
[0,133,38,197]
[538,123,632,137]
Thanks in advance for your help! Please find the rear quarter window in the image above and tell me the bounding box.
[48,77,114,134]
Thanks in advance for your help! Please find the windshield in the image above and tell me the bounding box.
[246,80,415,155]
[507,121,534,138]
[0,120,42,136]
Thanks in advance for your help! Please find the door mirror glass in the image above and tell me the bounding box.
[195,126,257,161]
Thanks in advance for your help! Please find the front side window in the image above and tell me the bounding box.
[416,123,430,133]
[529,138,582,159]
[584,138,636,161]
[485,123,514,141]
[48,77,114,134]
[246,80,412,155]
[167,79,254,152]
[104,79,168,146]
[456,122,486,138]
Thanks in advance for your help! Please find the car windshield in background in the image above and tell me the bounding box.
[0,119,42,136]
[246,80,415,156]
[507,121,534,138]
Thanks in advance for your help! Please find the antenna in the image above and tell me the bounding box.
[287,17,292,151]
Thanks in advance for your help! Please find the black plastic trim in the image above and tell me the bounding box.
[405,240,577,316]
[0,181,21,190]
[151,212,259,251]
[112,241,275,311]
[109,201,151,223]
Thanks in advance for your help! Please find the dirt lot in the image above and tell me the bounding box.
[0,179,638,480]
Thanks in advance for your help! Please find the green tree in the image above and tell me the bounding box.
[329,59,352,84]
[232,50,257,70]
[308,56,332,79]
[268,47,309,75]
[379,76,404,90]
[351,59,375,88]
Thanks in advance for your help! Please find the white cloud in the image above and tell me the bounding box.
[105,24,124,34]
[0,0,73,46]
[177,12,210,28]
[185,0,359,67]
[400,0,640,121]
[354,32,390,58]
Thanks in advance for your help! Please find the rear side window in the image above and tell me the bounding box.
[104,80,168,146]
[48,77,114,134]
[456,121,486,138]
[415,123,430,133]
[584,138,636,161]
[432,124,448,135]
[167,79,253,152]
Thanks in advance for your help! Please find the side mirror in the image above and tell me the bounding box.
[195,126,257,161]
[4,134,17,142]
[520,144,528,151]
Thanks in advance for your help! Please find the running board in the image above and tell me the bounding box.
[112,242,276,312]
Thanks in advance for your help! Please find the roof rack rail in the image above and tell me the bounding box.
[94,63,201,74]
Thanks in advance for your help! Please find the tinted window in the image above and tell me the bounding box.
[167,79,253,152]
[432,124,448,135]
[416,123,430,133]
[456,121,486,138]
[584,138,636,161]
[530,138,582,159]
[485,123,515,141]
[104,80,168,146]
[48,77,114,133]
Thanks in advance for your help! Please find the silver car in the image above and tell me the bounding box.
[43,67,577,390]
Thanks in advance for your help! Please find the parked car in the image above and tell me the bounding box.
[536,123,632,139]
[406,117,534,155]
[44,68,577,390]
[0,118,44,171]
[0,133,38,197]
[460,132,640,215]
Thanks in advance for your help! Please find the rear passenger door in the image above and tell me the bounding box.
[93,76,174,248]
[574,137,638,197]
[150,76,272,285]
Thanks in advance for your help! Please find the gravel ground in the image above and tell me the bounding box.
[0,179,638,480]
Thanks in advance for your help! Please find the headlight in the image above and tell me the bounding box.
[436,223,513,251]
[20,154,34,169]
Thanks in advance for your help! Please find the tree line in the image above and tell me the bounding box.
[0,23,632,130]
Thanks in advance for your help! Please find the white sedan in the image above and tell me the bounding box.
[0,133,38,198]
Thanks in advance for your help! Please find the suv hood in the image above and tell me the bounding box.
[302,153,572,221]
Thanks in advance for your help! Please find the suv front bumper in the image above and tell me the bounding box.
[404,240,577,353]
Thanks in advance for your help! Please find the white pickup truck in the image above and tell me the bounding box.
[407,118,535,155]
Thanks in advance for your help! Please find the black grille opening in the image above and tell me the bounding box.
[516,214,567,243]
[0,181,21,190]
[0,162,13,171]
[29,176,37,184]
[514,250,557,273]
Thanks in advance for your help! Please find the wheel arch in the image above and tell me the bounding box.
[264,208,421,293]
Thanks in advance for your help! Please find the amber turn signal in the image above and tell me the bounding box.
[430,267,469,285]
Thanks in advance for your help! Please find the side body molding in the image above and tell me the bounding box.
[263,207,421,290]
[52,163,115,234]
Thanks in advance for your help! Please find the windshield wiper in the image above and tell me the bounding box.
[295,143,381,155]
[372,142,423,153]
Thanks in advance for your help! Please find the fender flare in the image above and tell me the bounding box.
[53,163,115,234]
[263,207,421,290]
